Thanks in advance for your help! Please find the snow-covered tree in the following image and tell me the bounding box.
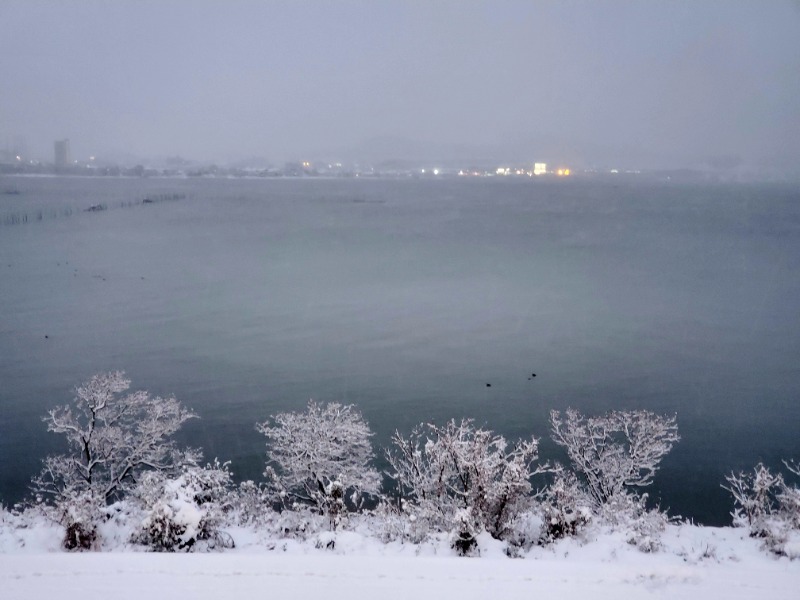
[386,419,546,540]
[549,409,679,508]
[256,401,381,526]
[33,371,198,506]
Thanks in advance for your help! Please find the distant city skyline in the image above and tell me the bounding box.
[0,132,790,181]
[1,1,799,176]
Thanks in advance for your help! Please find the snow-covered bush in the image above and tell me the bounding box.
[724,460,800,557]
[550,409,679,508]
[501,510,545,556]
[270,506,329,540]
[779,462,800,530]
[387,419,546,542]
[131,461,235,552]
[627,505,670,553]
[372,498,433,544]
[538,470,592,543]
[57,491,103,551]
[257,401,381,529]
[314,530,338,550]
[24,489,108,551]
[229,480,273,527]
[724,462,782,536]
[597,492,670,552]
[450,508,481,556]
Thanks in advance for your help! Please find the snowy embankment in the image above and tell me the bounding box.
[2,522,798,600]
[6,375,798,598]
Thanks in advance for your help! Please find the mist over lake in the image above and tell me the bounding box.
[1,175,798,525]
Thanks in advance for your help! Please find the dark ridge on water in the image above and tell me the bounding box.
[1,192,187,226]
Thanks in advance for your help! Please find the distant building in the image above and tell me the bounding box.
[533,163,547,176]
[54,139,71,169]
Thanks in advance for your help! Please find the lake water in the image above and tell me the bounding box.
[1,175,798,525]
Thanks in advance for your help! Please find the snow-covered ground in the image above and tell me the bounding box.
[2,519,798,599]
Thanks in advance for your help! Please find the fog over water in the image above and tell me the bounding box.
[1,1,799,174]
[1,176,798,524]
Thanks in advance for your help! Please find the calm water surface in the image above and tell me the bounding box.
[1,175,799,524]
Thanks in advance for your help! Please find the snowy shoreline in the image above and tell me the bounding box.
[2,520,798,599]
[3,375,797,597]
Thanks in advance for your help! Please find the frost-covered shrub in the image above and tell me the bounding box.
[724,460,800,557]
[371,501,405,543]
[550,409,679,509]
[450,508,481,556]
[627,506,670,553]
[25,488,106,551]
[597,493,670,552]
[372,498,432,544]
[131,461,234,552]
[387,419,546,542]
[315,531,337,550]
[257,401,381,529]
[269,506,328,540]
[724,463,783,535]
[57,491,103,551]
[502,510,545,556]
[229,480,273,527]
[136,494,189,551]
[778,462,800,530]
[538,471,592,543]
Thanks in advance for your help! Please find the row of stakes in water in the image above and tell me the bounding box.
[2,193,187,226]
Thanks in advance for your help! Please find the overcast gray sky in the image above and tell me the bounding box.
[1,0,799,171]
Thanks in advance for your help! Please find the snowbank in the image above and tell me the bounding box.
[1,519,798,600]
